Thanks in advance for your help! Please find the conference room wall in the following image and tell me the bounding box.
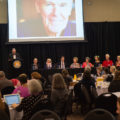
[0,0,120,23]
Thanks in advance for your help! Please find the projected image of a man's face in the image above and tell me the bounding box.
[35,0,73,36]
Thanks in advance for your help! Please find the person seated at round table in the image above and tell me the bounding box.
[70,57,80,68]
[74,68,96,106]
[12,79,43,120]
[94,55,101,68]
[96,66,104,77]
[102,67,113,82]
[116,56,120,67]
[108,70,120,92]
[110,66,116,77]
[31,72,46,88]
[12,74,30,98]
[82,57,93,68]
[95,93,120,117]
[102,54,113,67]
[44,58,52,69]
[61,69,72,88]
[31,58,40,71]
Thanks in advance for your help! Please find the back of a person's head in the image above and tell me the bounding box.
[114,70,120,81]
[62,69,69,77]
[28,79,43,95]
[104,67,109,74]
[31,72,41,80]
[0,71,5,80]
[83,69,91,80]
[18,73,27,85]
[96,66,103,72]
[95,93,117,116]
[110,66,116,72]
[52,73,66,90]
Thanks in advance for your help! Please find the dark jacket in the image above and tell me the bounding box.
[51,88,68,115]
[0,78,13,90]
[108,80,120,92]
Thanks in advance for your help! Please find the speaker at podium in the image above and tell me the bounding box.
[8,48,24,79]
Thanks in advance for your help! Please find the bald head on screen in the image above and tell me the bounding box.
[35,0,73,37]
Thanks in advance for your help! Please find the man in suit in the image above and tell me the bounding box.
[58,56,66,69]
[8,48,23,79]
[8,48,22,62]
[32,58,40,71]
[44,58,52,69]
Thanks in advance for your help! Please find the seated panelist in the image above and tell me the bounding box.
[102,54,113,67]
[70,57,80,68]
[82,57,93,68]
[58,56,66,69]
[44,58,52,69]
[32,58,40,71]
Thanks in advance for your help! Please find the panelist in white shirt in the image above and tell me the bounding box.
[58,56,66,69]
[44,58,52,69]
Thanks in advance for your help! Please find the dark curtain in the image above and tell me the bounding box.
[0,22,120,77]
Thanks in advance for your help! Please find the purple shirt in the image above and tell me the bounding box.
[12,86,30,98]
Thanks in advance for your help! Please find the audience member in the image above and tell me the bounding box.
[74,69,96,105]
[110,66,116,77]
[12,74,30,98]
[11,79,19,87]
[51,73,68,115]
[0,71,13,90]
[61,69,72,88]
[70,57,80,68]
[102,67,112,82]
[96,66,103,77]
[31,72,46,87]
[116,56,120,67]
[108,70,120,92]
[12,79,43,120]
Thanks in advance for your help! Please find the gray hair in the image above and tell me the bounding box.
[28,79,43,95]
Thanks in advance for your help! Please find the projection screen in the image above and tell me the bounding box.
[8,0,84,43]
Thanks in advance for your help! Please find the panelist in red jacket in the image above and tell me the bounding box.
[102,54,113,67]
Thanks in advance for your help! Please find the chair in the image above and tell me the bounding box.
[62,90,73,120]
[84,109,116,120]
[31,97,53,117]
[74,83,97,114]
[1,86,15,97]
[30,109,61,120]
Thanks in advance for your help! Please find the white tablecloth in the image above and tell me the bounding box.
[9,107,23,120]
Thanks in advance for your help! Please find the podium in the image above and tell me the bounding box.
[8,58,23,79]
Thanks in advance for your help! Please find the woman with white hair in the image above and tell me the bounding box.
[12,79,43,120]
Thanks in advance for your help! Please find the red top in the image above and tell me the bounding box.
[82,62,93,68]
[102,60,113,67]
